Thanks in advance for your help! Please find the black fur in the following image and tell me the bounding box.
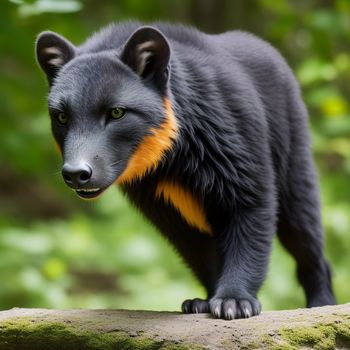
[36,21,336,319]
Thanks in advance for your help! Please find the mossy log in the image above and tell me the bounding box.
[0,304,349,349]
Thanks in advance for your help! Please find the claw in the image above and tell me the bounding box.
[242,306,250,318]
[226,307,234,320]
[209,296,260,320]
[181,298,209,314]
[181,300,190,313]
[214,306,221,318]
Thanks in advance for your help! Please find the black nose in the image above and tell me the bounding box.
[62,163,92,188]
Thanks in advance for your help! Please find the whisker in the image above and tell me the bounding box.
[48,169,63,176]
[110,160,122,167]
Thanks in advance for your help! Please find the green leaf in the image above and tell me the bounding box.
[17,0,82,17]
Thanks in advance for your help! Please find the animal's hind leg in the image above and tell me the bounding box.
[171,233,219,314]
[277,139,336,307]
[181,249,219,314]
[278,209,335,307]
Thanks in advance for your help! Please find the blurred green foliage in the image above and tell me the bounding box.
[0,0,349,312]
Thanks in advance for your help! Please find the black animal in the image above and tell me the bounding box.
[35,22,336,320]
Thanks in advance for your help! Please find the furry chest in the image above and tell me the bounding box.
[155,181,212,235]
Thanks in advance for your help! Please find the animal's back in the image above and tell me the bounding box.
[211,30,306,190]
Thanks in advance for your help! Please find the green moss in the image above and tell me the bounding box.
[282,325,336,350]
[246,335,295,350]
[245,315,350,350]
[281,320,350,350]
[0,318,203,350]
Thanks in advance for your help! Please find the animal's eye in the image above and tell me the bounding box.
[109,107,126,120]
[57,112,68,125]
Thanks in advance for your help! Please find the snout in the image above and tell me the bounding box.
[62,163,92,187]
[62,162,103,199]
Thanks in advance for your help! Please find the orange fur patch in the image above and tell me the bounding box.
[116,97,178,184]
[54,141,62,154]
[155,181,212,235]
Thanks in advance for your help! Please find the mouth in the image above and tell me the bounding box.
[75,188,104,199]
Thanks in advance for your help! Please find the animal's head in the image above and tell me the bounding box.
[36,26,178,199]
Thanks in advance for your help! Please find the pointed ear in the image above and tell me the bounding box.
[121,26,171,92]
[35,31,76,85]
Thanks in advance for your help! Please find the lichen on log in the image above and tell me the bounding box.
[0,304,349,349]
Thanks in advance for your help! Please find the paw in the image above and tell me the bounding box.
[209,296,261,320]
[181,298,210,314]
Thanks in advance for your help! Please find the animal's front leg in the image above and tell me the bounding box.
[210,205,276,320]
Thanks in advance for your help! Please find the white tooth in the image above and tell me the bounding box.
[77,188,100,193]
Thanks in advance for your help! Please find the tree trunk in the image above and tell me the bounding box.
[0,304,349,349]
